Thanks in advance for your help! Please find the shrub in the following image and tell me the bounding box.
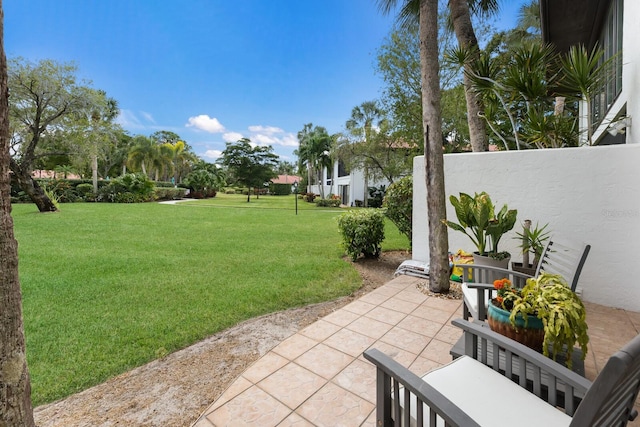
[270,183,292,195]
[154,187,187,200]
[303,192,318,203]
[96,173,155,203]
[315,198,341,208]
[336,209,386,261]
[383,176,412,244]
[368,185,386,208]
[224,188,236,194]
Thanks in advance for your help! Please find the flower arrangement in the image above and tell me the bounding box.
[493,278,517,309]
[489,273,589,368]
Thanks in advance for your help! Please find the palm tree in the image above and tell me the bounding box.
[345,100,386,205]
[295,124,333,197]
[377,0,450,292]
[127,135,155,176]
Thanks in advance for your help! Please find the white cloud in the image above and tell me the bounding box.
[279,133,299,147]
[115,109,144,128]
[252,134,278,145]
[186,115,226,133]
[140,111,156,124]
[248,125,283,135]
[202,149,223,160]
[223,132,244,142]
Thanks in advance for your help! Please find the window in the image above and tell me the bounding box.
[591,0,623,129]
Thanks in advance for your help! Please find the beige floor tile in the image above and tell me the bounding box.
[257,362,327,409]
[192,417,215,427]
[361,408,377,427]
[272,334,319,360]
[243,352,290,384]
[205,385,291,427]
[368,341,419,368]
[294,343,354,380]
[357,291,391,305]
[331,358,377,404]
[276,412,315,426]
[295,382,375,427]
[379,326,431,355]
[422,297,463,314]
[364,306,408,325]
[380,297,420,314]
[394,289,428,304]
[205,375,253,412]
[409,356,443,377]
[434,324,463,345]
[299,320,341,342]
[396,314,444,338]
[322,309,361,327]
[419,338,455,365]
[323,328,376,358]
[410,304,454,323]
[343,300,377,315]
[346,316,393,339]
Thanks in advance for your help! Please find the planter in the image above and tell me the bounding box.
[487,300,544,352]
[511,262,536,276]
[473,252,510,269]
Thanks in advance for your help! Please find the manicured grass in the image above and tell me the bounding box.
[12,194,409,405]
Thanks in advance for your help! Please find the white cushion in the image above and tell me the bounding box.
[461,283,491,319]
[411,356,573,427]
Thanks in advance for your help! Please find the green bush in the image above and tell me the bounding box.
[270,183,292,195]
[315,198,340,208]
[154,187,187,200]
[383,176,412,244]
[368,185,386,208]
[303,192,318,203]
[96,173,155,203]
[336,209,386,261]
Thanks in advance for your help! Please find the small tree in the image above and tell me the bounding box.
[383,175,412,244]
[218,138,278,202]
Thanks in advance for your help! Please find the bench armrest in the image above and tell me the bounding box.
[363,348,481,427]
[451,318,591,415]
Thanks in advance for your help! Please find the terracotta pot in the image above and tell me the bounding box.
[487,300,544,352]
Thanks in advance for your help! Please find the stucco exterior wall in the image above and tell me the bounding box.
[413,144,640,311]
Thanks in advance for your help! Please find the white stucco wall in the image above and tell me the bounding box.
[413,144,640,311]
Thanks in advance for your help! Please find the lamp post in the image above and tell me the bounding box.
[293,181,298,215]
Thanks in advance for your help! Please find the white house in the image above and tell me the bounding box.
[412,0,640,311]
[310,159,390,206]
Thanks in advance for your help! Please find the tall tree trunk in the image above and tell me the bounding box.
[91,141,99,193]
[0,3,36,424]
[9,159,57,212]
[420,0,450,292]
[449,0,488,152]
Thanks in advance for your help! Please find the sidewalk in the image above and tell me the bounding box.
[193,275,640,427]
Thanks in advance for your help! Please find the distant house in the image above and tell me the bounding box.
[271,174,301,185]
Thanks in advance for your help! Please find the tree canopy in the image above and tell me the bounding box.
[218,138,279,202]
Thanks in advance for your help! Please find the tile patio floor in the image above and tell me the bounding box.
[193,275,640,427]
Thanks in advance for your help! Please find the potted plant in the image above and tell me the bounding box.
[488,273,589,369]
[512,220,551,275]
[444,192,518,268]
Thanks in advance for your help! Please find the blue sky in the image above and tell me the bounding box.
[4,0,528,164]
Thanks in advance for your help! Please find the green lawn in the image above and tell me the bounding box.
[12,193,409,405]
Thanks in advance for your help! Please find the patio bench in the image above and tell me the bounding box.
[363,318,640,427]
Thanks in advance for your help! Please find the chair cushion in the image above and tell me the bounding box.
[461,283,491,319]
[420,356,572,426]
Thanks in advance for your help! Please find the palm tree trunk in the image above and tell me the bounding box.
[420,0,450,293]
[449,0,488,152]
[0,6,36,423]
